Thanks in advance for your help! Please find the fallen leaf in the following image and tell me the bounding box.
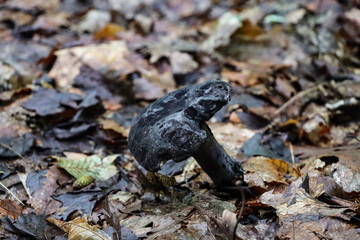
[243,156,299,188]
[201,11,242,52]
[49,41,136,88]
[73,10,110,33]
[0,199,22,219]
[170,51,198,75]
[57,154,119,181]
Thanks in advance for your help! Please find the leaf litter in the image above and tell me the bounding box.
[1,0,360,239]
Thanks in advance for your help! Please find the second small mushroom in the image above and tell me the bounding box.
[128,80,243,186]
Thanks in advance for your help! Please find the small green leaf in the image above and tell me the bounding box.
[58,154,119,181]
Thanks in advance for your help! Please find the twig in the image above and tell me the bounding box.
[273,83,325,116]
[0,142,25,160]
[232,186,245,240]
[289,142,295,166]
[0,142,26,206]
[0,181,25,206]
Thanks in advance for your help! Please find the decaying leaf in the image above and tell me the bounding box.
[260,178,359,239]
[201,11,242,52]
[26,165,69,214]
[300,149,360,194]
[170,51,198,74]
[1,0,360,239]
[0,199,22,219]
[49,41,136,88]
[243,156,299,189]
[72,10,110,33]
[48,216,112,240]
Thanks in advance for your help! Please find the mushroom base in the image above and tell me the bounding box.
[193,123,243,186]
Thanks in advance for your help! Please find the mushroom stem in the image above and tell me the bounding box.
[192,123,243,186]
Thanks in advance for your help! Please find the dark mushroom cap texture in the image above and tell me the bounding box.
[128,80,233,171]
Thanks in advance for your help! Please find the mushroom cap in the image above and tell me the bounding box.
[128,80,233,171]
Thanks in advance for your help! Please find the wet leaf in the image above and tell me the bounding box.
[241,132,295,162]
[21,88,82,117]
[1,213,61,239]
[52,189,104,219]
[26,166,70,214]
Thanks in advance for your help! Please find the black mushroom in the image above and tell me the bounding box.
[128,80,243,186]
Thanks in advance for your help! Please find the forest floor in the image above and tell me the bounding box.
[0,0,360,239]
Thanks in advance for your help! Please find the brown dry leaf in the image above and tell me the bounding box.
[48,216,112,240]
[236,19,264,38]
[209,122,254,157]
[300,157,333,178]
[222,68,256,87]
[0,62,18,93]
[164,0,211,19]
[243,156,300,188]
[94,23,124,40]
[223,58,273,87]
[0,10,34,25]
[48,51,83,89]
[140,66,174,91]
[275,75,296,99]
[101,99,122,111]
[126,53,176,91]
[106,191,141,219]
[0,96,32,138]
[138,35,198,63]
[109,0,152,19]
[121,212,180,238]
[222,209,278,240]
[329,150,360,193]
[65,41,135,76]
[302,103,330,146]
[300,148,360,193]
[277,216,360,240]
[329,124,359,146]
[170,51,198,75]
[122,191,235,239]
[0,41,48,85]
[133,77,166,100]
[260,179,358,239]
[33,12,70,30]
[309,176,350,200]
[294,144,360,160]
[229,111,241,123]
[340,8,360,43]
[49,41,136,88]
[4,0,60,12]
[98,119,127,137]
[201,11,242,52]
[260,178,352,219]
[332,163,360,193]
[73,10,111,33]
[0,199,22,219]
[238,5,266,25]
